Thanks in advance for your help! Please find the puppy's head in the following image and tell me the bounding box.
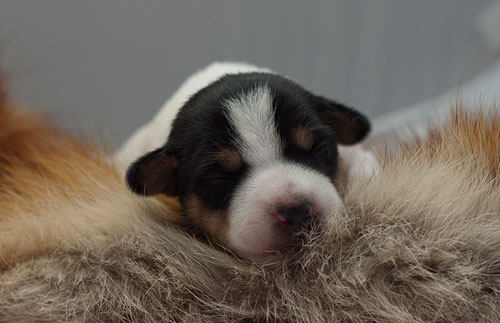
[126,73,370,261]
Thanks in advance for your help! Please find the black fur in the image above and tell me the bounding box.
[126,72,370,215]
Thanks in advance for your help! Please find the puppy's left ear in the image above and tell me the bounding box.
[314,96,371,145]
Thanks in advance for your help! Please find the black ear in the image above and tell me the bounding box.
[126,147,179,196]
[314,96,371,145]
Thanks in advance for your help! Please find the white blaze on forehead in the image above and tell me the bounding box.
[224,86,281,166]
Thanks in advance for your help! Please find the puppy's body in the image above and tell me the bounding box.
[121,62,379,260]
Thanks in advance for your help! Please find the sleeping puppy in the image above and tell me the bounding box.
[120,62,379,261]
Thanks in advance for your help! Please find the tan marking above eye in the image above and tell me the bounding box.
[216,148,243,172]
[293,126,314,150]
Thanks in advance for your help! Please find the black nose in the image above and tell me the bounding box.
[278,202,313,229]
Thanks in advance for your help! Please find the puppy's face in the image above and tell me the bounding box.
[126,73,370,261]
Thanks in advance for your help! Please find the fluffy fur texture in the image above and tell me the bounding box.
[1,73,500,322]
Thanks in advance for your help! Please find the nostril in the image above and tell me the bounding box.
[278,213,292,225]
[303,204,313,219]
[277,202,313,227]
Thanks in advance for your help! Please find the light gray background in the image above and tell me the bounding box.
[0,0,497,144]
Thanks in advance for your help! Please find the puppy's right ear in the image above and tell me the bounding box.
[313,96,371,145]
[126,147,178,196]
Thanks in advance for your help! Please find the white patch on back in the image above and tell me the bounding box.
[224,86,281,166]
[338,145,380,181]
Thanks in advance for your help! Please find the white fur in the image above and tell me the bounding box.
[338,145,380,181]
[225,86,281,166]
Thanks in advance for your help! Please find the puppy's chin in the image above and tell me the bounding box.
[225,220,295,262]
[225,162,344,262]
[225,218,324,263]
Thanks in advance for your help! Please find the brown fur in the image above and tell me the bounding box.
[0,81,178,270]
[184,194,228,246]
[332,157,348,197]
[292,126,314,150]
[216,147,243,172]
[0,75,500,322]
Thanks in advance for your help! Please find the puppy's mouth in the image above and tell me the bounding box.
[276,213,317,236]
[273,213,321,249]
[222,209,327,262]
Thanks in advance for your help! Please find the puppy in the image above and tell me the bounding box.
[120,62,379,261]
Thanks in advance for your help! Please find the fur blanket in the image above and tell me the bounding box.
[0,76,499,322]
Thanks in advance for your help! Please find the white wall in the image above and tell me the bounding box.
[0,0,496,143]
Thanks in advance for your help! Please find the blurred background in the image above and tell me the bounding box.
[0,0,499,144]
